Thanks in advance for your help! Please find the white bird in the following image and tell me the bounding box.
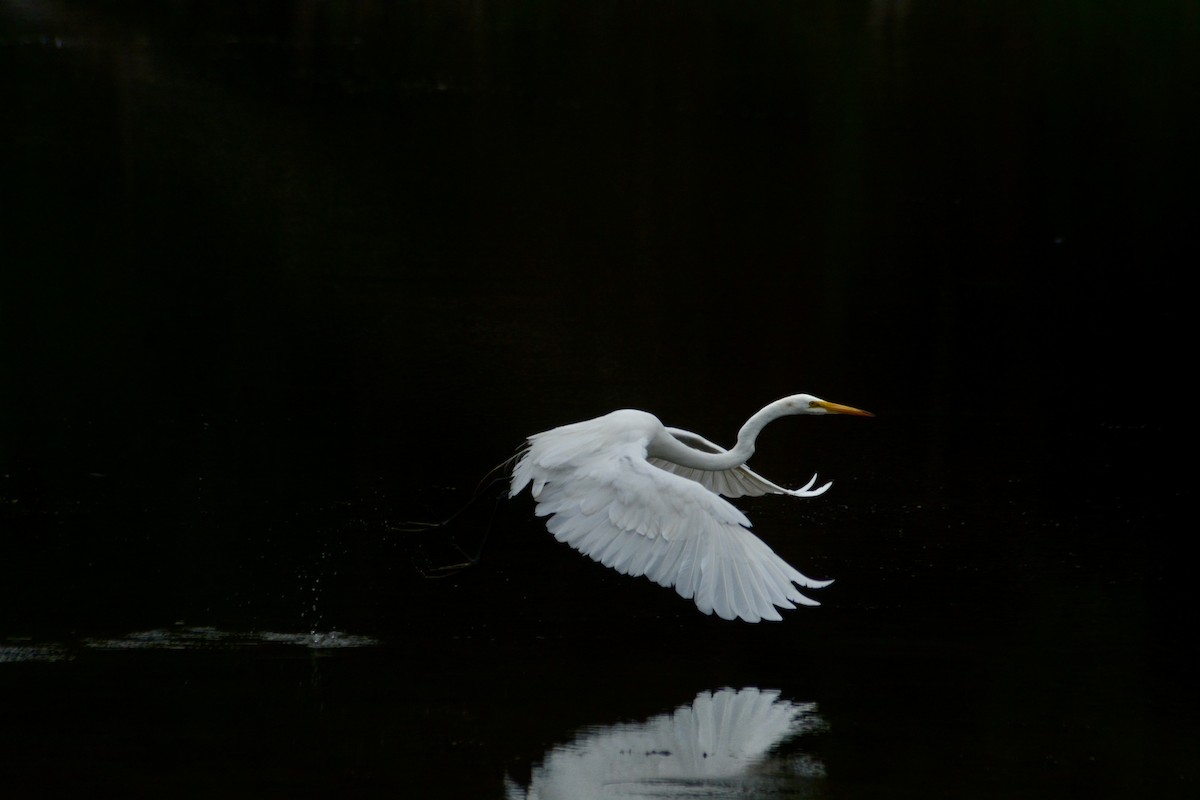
[509,394,873,623]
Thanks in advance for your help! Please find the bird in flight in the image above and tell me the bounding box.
[510,394,873,622]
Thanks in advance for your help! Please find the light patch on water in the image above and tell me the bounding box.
[82,626,379,651]
[1,628,378,663]
[0,641,74,664]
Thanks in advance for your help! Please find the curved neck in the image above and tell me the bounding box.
[651,398,795,471]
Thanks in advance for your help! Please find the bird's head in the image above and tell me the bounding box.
[780,394,875,417]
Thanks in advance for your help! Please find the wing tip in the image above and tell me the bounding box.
[786,477,833,497]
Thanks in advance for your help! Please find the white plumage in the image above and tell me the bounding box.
[509,394,872,623]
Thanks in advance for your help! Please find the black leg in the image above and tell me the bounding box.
[391,476,510,579]
[411,489,505,578]
[388,476,510,532]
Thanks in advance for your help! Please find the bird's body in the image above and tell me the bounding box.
[510,395,872,622]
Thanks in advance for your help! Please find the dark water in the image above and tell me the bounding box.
[1,1,1194,797]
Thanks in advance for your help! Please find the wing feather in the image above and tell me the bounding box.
[512,425,829,622]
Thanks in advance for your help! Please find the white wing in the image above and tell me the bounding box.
[511,425,831,623]
[649,427,832,499]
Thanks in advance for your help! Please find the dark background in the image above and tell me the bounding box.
[1,1,1194,797]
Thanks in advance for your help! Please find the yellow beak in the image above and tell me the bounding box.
[812,400,875,417]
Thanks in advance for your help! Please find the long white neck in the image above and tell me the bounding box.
[649,398,798,471]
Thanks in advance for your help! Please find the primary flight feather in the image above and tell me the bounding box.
[509,394,872,622]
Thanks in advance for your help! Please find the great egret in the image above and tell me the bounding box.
[510,394,873,623]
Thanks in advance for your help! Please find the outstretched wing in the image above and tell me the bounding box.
[648,427,832,499]
[512,436,830,623]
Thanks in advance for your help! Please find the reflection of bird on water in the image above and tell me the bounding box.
[504,687,825,800]
[511,394,873,622]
